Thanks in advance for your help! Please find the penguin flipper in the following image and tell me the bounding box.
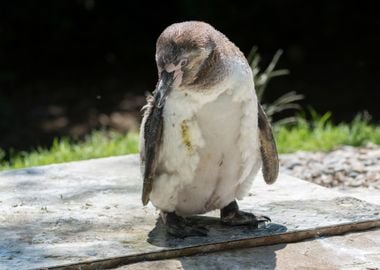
[258,102,279,184]
[140,94,164,205]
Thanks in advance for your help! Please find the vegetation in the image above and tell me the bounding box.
[0,49,378,171]
[0,114,379,171]
[275,111,380,153]
[247,48,378,151]
[0,131,139,171]
[248,46,304,124]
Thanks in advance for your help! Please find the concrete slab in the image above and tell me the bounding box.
[115,229,380,270]
[0,155,379,270]
[334,186,380,205]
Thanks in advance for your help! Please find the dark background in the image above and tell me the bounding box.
[1,0,379,152]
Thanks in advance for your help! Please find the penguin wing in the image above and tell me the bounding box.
[140,95,164,205]
[258,102,279,184]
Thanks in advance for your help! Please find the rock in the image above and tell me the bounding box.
[280,144,380,189]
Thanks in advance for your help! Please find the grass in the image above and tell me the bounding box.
[0,113,379,171]
[248,46,304,124]
[0,131,140,171]
[276,112,380,153]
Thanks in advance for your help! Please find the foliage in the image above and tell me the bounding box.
[0,48,378,171]
[275,110,380,153]
[248,46,304,124]
[1,114,379,171]
[0,131,139,171]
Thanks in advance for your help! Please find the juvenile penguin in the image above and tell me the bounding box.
[140,21,279,237]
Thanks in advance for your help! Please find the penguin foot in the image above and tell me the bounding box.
[161,211,208,238]
[220,200,271,226]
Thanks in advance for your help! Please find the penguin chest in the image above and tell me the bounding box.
[175,92,244,214]
[149,88,260,216]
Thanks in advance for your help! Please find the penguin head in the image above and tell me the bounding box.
[155,21,221,89]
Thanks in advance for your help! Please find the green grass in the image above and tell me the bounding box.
[275,112,380,153]
[0,131,139,171]
[1,113,379,171]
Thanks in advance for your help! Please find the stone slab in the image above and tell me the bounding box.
[115,229,380,270]
[334,186,380,205]
[0,155,379,270]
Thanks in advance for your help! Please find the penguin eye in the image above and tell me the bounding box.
[179,59,188,67]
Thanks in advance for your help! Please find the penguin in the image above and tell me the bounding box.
[140,21,279,238]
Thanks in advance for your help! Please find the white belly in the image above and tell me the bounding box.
[175,92,244,214]
[149,86,261,216]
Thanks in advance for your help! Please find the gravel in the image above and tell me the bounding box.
[279,144,380,189]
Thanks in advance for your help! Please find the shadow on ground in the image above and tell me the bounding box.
[148,215,287,248]
[146,215,287,269]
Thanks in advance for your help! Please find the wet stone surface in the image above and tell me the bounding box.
[280,144,380,189]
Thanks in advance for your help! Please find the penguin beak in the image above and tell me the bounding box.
[155,70,174,108]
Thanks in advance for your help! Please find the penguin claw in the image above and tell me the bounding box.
[221,210,270,226]
[220,200,271,227]
[168,224,208,238]
[163,212,208,238]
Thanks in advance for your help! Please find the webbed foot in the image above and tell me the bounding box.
[220,200,271,226]
[161,211,208,238]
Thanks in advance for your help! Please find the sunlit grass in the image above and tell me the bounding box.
[275,112,380,153]
[0,113,379,171]
[0,131,139,171]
